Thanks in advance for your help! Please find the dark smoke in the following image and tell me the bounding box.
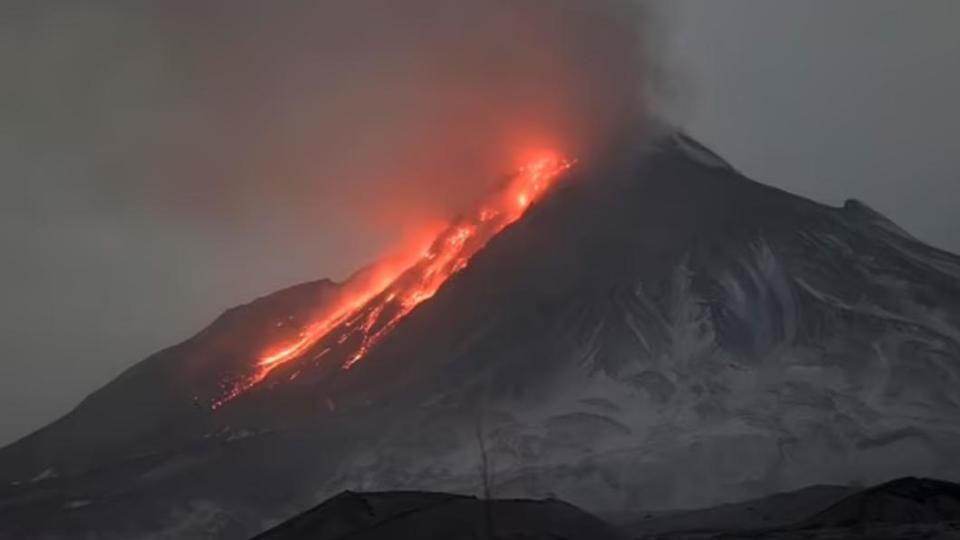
[10,0,654,251]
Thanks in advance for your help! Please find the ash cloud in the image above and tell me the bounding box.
[9,0,654,248]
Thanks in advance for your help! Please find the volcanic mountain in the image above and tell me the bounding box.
[2,131,959,539]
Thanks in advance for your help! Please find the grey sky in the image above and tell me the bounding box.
[660,0,960,247]
[1,1,958,445]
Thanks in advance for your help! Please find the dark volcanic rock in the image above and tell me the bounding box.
[628,478,960,539]
[803,477,960,528]
[252,491,622,540]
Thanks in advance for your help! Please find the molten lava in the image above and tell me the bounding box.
[214,155,574,408]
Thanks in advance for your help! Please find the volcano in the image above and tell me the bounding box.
[2,131,959,539]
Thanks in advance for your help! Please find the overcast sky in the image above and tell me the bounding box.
[1,0,958,446]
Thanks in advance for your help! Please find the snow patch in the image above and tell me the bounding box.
[30,468,58,483]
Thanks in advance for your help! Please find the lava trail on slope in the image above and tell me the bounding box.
[214,155,575,407]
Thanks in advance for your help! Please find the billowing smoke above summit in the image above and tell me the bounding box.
[24,0,652,233]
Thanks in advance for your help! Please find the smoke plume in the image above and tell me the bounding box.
[9,0,654,266]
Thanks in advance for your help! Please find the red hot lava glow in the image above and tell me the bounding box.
[213,154,574,408]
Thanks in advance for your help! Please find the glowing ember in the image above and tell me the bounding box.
[213,154,574,408]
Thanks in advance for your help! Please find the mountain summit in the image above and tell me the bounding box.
[2,132,959,539]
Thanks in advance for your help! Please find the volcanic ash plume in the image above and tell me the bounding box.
[87,0,655,256]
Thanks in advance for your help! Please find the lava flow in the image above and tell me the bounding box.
[213,154,575,408]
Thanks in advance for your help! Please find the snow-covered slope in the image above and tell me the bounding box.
[2,132,959,539]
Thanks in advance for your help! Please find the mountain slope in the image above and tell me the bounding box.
[2,131,959,539]
[0,279,341,480]
[624,484,858,537]
[803,477,960,528]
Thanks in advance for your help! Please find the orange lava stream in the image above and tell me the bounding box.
[213,154,574,408]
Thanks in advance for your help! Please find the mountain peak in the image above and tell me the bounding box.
[842,198,916,239]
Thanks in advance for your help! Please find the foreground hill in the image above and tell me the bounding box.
[252,478,960,540]
[253,491,623,540]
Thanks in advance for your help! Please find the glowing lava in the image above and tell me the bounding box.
[213,154,575,408]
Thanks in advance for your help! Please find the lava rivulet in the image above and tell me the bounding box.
[213,155,574,408]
